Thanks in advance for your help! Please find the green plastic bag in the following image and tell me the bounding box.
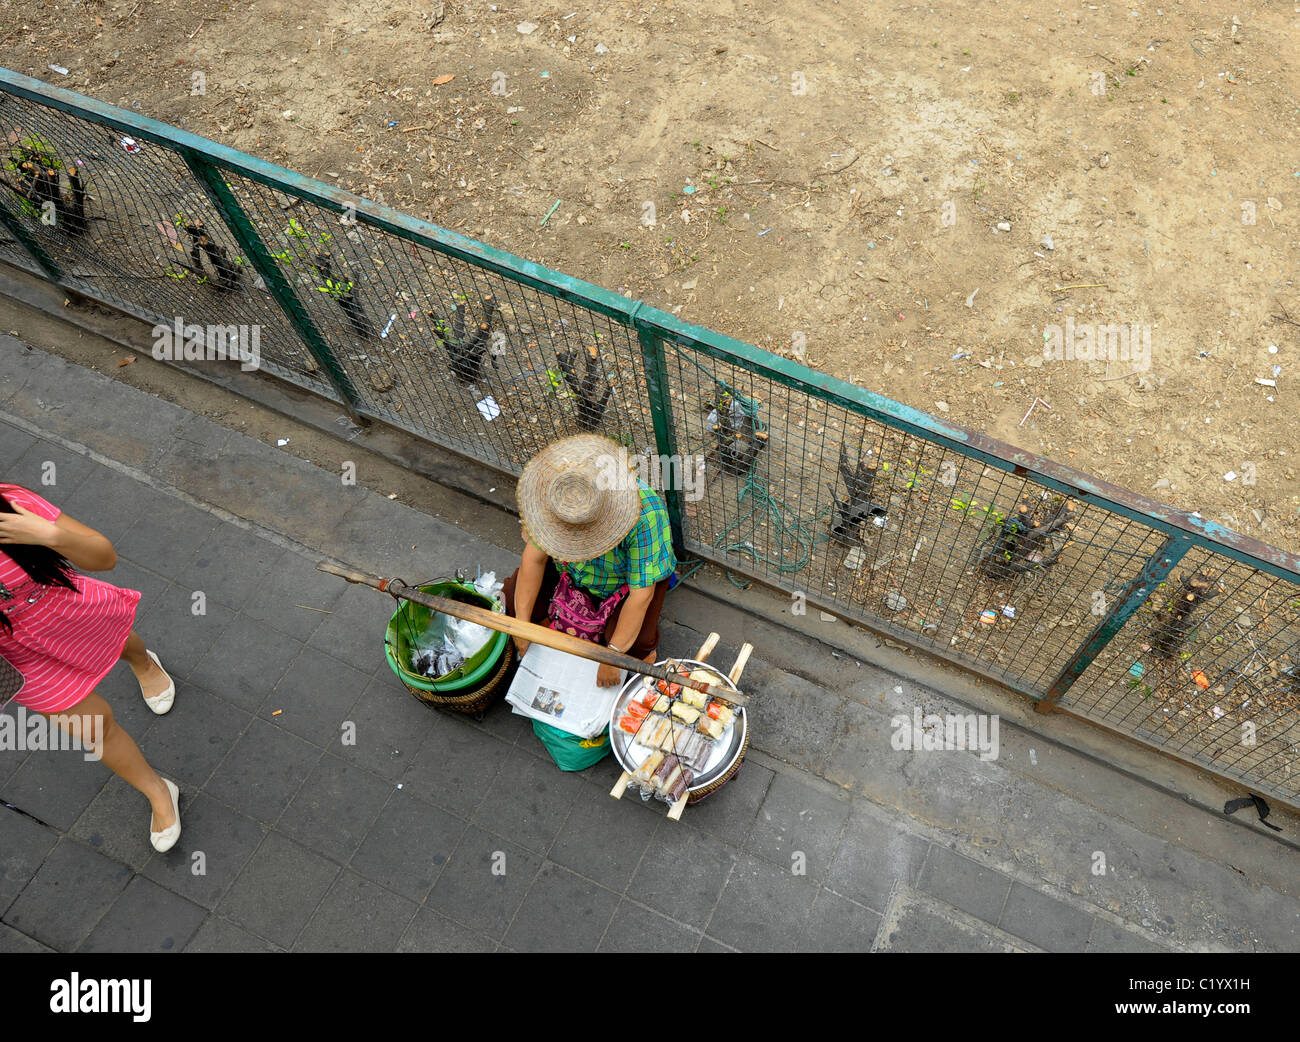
[531,719,611,771]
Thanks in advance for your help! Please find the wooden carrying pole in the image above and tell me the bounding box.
[316,561,747,706]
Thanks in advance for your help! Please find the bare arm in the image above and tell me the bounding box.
[512,539,550,656]
[606,586,653,655]
[0,503,117,571]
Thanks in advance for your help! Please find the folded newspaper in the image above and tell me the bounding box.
[505,644,623,738]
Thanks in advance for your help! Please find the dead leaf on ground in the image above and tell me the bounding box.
[117,356,135,367]
[432,74,455,86]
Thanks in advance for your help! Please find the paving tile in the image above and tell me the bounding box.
[278,755,394,865]
[0,717,28,789]
[548,778,658,891]
[59,465,174,545]
[798,889,882,953]
[706,851,819,952]
[916,844,1013,926]
[825,805,931,914]
[242,551,345,642]
[740,663,846,773]
[3,837,131,951]
[70,775,165,872]
[999,882,1094,953]
[0,922,52,952]
[697,935,739,953]
[0,424,37,465]
[876,893,1024,953]
[102,558,172,614]
[628,821,737,928]
[333,674,432,781]
[114,493,220,581]
[1088,920,1174,954]
[216,832,340,949]
[266,647,368,748]
[824,699,899,795]
[293,869,418,953]
[0,805,58,915]
[671,753,773,848]
[504,861,619,952]
[596,899,703,953]
[426,826,541,939]
[141,793,267,909]
[184,915,282,953]
[87,658,164,744]
[138,681,251,789]
[466,699,535,747]
[11,442,97,502]
[744,772,851,881]
[130,581,237,680]
[349,789,465,902]
[471,745,586,856]
[187,614,301,714]
[0,745,110,832]
[203,717,322,825]
[305,583,394,679]
[397,907,496,953]
[79,874,206,953]
[176,522,287,613]
[400,717,511,818]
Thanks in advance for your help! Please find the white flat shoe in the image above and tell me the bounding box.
[140,649,175,715]
[150,778,181,853]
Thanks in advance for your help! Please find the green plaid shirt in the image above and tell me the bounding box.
[558,483,676,597]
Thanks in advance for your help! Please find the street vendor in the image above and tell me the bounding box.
[502,434,676,687]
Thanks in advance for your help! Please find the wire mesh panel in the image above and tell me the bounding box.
[1061,549,1300,802]
[2,68,1298,808]
[218,172,659,475]
[0,93,334,397]
[660,340,1170,693]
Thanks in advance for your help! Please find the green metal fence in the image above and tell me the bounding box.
[3,68,1298,811]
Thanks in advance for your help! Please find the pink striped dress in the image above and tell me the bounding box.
[0,483,141,713]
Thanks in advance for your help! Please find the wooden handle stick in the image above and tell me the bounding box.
[316,561,746,705]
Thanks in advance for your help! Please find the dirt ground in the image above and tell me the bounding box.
[3,0,1300,548]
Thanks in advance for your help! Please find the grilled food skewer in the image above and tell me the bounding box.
[666,640,753,821]
[610,631,720,800]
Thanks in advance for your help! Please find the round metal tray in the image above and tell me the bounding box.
[610,658,748,792]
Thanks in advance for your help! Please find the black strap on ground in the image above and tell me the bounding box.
[1223,793,1283,832]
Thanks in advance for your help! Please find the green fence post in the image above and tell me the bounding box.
[180,150,367,423]
[634,322,685,554]
[0,196,65,283]
[1037,532,1194,712]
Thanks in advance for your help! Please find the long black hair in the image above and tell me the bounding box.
[0,491,79,635]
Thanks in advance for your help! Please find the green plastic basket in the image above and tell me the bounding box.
[384,579,509,692]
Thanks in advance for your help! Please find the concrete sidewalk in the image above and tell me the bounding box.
[1,338,1297,953]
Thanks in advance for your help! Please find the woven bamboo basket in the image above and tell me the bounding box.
[400,640,516,718]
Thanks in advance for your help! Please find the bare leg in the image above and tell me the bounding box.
[120,631,170,701]
[45,691,175,831]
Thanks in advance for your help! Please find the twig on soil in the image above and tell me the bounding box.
[115,1,144,26]
[1054,282,1107,291]
[1099,369,1142,382]
[1086,52,1116,65]
[753,138,780,152]
[1019,397,1051,427]
[189,18,205,39]
[1270,304,1300,328]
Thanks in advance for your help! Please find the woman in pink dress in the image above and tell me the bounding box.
[0,482,181,852]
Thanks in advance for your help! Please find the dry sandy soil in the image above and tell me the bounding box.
[3,0,1300,548]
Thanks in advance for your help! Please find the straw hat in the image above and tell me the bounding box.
[517,434,641,561]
